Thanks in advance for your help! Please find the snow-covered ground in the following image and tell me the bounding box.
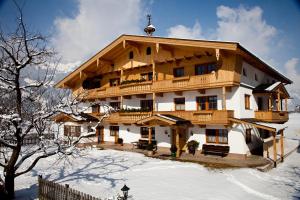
[11,113,300,199]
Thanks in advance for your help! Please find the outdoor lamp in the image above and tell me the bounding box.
[121,184,130,199]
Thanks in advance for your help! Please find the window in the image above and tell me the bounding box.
[92,105,100,113]
[64,125,81,137]
[206,129,228,144]
[174,98,185,111]
[109,126,119,136]
[140,99,153,111]
[110,102,120,110]
[140,127,155,139]
[140,72,153,81]
[246,128,252,143]
[129,51,134,59]
[245,94,250,110]
[146,47,151,55]
[255,73,258,81]
[196,96,217,110]
[173,67,184,77]
[109,78,120,87]
[242,68,247,76]
[195,63,217,75]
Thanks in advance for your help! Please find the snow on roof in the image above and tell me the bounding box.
[265,81,281,92]
[256,122,287,132]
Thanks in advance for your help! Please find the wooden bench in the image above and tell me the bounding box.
[137,139,157,151]
[202,144,230,157]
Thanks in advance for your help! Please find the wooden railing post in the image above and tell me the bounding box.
[38,175,42,200]
[222,86,226,110]
[65,184,69,200]
[273,132,277,167]
[280,129,284,162]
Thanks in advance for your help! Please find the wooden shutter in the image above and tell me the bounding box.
[75,126,81,137]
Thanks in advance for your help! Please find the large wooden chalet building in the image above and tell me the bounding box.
[54,33,292,163]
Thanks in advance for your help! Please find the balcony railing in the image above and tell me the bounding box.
[104,110,234,125]
[104,112,152,124]
[152,74,217,92]
[119,81,152,96]
[83,73,224,99]
[157,110,234,125]
[84,86,120,99]
[255,111,289,123]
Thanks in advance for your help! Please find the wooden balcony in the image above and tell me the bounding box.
[255,111,289,123]
[84,86,120,99]
[157,110,234,125]
[104,110,234,125]
[104,112,152,124]
[152,74,218,92]
[119,81,152,96]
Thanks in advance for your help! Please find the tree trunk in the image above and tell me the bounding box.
[5,171,15,199]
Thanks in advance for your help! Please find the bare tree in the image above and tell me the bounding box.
[0,6,109,199]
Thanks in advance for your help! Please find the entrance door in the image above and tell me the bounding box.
[96,126,104,144]
[171,127,187,151]
[257,97,263,111]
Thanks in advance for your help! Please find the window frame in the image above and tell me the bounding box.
[91,105,100,113]
[146,47,151,55]
[140,99,153,111]
[109,126,119,136]
[205,129,228,144]
[195,63,217,75]
[196,96,218,110]
[173,67,185,78]
[245,94,251,110]
[140,72,153,81]
[174,97,185,111]
[64,125,81,137]
[110,101,120,110]
[109,78,120,87]
[129,51,134,59]
[140,127,155,139]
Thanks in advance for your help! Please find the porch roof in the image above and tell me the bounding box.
[253,82,290,98]
[136,114,190,126]
[229,118,286,133]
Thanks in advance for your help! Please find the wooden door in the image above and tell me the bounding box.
[96,126,104,144]
[171,127,187,150]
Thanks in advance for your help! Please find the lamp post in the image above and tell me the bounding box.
[121,184,130,200]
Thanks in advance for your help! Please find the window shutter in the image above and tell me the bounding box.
[64,126,69,136]
[75,126,81,137]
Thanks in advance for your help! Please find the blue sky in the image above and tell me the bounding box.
[1,0,300,105]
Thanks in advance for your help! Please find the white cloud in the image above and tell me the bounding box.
[52,0,143,64]
[215,5,276,57]
[167,21,204,39]
[284,58,300,108]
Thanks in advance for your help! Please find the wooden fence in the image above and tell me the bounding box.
[38,175,101,200]
[0,134,55,148]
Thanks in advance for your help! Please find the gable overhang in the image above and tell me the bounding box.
[54,35,239,89]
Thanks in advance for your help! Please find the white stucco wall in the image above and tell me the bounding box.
[123,94,152,109]
[241,61,279,87]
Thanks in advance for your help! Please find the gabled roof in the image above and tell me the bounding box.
[55,34,292,88]
[253,82,290,98]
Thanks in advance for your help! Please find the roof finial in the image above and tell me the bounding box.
[144,14,155,36]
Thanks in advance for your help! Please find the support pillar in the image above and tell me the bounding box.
[148,127,152,145]
[273,132,277,167]
[175,126,180,157]
[120,96,124,109]
[280,129,284,162]
[268,95,272,111]
[277,92,281,111]
[152,93,156,113]
[285,98,288,112]
[222,86,226,110]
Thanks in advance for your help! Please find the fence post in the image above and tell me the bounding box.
[38,175,42,199]
[65,184,69,200]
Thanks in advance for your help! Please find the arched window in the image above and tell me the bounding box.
[146,47,151,55]
[129,51,134,59]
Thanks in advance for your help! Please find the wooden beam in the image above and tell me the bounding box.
[176,126,180,157]
[215,49,220,61]
[268,95,272,111]
[277,92,281,111]
[280,129,284,162]
[229,118,276,132]
[156,43,159,53]
[153,93,156,112]
[160,44,175,57]
[120,96,123,109]
[222,86,226,110]
[273,132,277,167]
[148,127,152,144]
[285,98,288,112]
